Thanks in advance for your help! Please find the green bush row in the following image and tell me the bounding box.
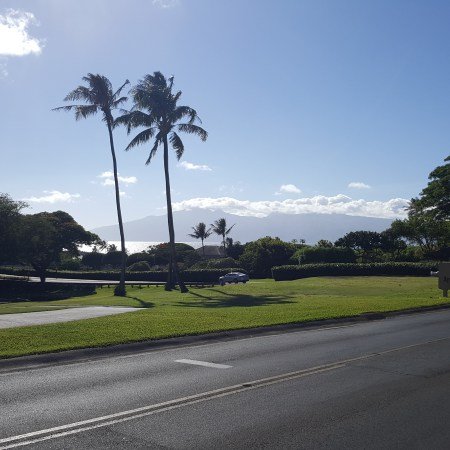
[0,280,96,301]
[271,262,438,281]
[0,267,247,283]
[294,246,357,264]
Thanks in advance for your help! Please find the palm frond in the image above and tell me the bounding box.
[115,110,154,133]
[112,96,128,109]
[63,86,96,104]
[146,134,162,165]
[125,128,157,151]
[112,79,130,100]
[52,105,79,113]
[171,106,199,124]
[74,105,99,120]
[169,132,184,160]
[177,123,208,141]
[54,104,99,120]
[226,224,236,235]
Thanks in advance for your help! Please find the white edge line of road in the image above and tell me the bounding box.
[175,359,232,369]
[1,336,449,449]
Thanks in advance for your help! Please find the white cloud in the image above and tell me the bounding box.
[172,195,409,219]
[98,171,137,186]
[276,184,301,195]
[178,161,212,171]
[0,10,43,57]
[153,0,179,8]
[348,181,371,189]
[24,191,80,204]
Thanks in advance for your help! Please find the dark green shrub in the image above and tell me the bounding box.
[207,257,239,269]
[239,237,296,278]
[295,246,356,264]
[81,252,103,269]
[127,261,152,271]
[58,258,82,271]
[102,250,124,268]
[126,252,154,266]
[0,267,247,283]
[271,262,438,281]
[0,280,95,301]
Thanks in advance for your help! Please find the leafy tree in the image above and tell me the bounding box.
[127,261,152,271]
[378,229,407,259]
[239,237,295,278]
[316,239,334,248]
[58,252,82,270]
[54,73,129,296]
[145,243,199,268]
[126,252,155,267]
[81,250,103,269]
[206,257,239,269]
[116,72,207,292]
[107,243,118,252]
[226,238,245,260]
[410,155,449,220]
[0,193,27,263]
[102,250,125,268]
[18,211,100,283]
[389,215,449,258]
[334,231,382,262]
[211,218,235,255]
[188,222,212,257]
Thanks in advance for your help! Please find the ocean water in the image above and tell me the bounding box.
[79,241,221,254]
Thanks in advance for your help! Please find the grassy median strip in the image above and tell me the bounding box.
[0,277,447,358]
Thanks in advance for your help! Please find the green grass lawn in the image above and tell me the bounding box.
[0,277,447,358]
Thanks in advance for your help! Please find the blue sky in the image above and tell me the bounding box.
[1,0,449,229]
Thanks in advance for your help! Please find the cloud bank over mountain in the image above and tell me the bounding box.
[171,195,409,219]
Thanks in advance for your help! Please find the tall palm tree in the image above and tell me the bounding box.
[211,218,235,256]
[189,222,212,258]
[54,74,129,296]
[116,72,207,292]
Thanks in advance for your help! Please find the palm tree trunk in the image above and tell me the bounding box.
[163,136,188,293]
[201,237,205,258]
[107,121,126,296]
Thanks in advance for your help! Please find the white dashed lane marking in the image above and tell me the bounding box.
[174,359,232,369]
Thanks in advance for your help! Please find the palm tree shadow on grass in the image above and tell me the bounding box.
[126,296,155,308]
[177,290,294,308]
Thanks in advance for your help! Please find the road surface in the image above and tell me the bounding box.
[1,309,449,449]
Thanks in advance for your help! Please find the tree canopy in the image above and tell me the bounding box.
[0,193,27,264]
[410,155,449,220]
[18,211,101,282]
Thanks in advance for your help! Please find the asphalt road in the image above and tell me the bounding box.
[1,310,450,449]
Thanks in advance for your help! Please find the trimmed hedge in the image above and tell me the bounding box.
[0,267,247,283]
[295,246,357,264]
[271,262,438,281]
[0,280,96,301]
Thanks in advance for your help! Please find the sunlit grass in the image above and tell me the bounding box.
[0,277,446,358]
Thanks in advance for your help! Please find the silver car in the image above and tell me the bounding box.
[219,272,249,286]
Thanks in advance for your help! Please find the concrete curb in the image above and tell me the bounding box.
[1,302,449,372]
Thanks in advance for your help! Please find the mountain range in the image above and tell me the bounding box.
[92,209,393,245]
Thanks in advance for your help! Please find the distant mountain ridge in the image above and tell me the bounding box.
[92,209,393,245]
